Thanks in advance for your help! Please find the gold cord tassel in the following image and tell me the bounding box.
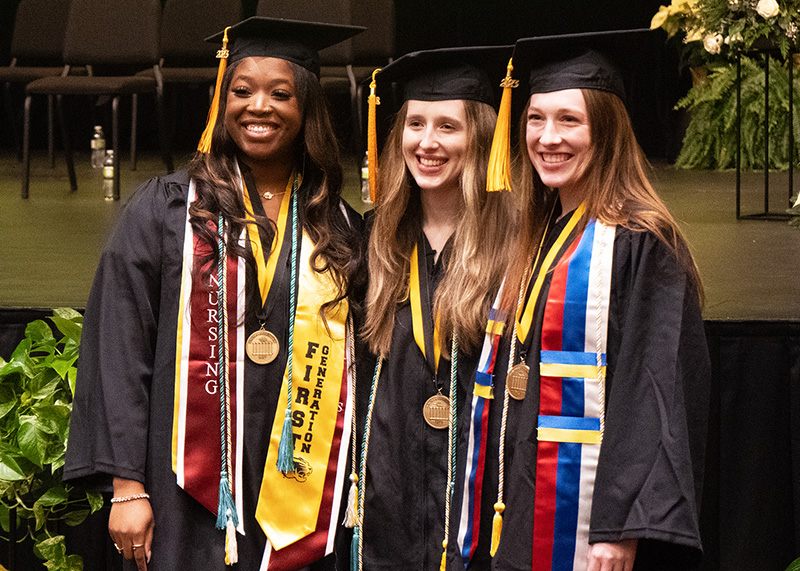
[224,509,239,564]
[367,68,381,202]
[439,539,448,571]
[490,502,504,557]
[198,26,231,153]
[486,58,518,192]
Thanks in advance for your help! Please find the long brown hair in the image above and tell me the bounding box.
[186,58,363,316]
[363,99,514,357]
[502,88,702,314]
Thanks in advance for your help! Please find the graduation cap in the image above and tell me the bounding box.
[198,16,365,152]
[365,45,512,201]
[486,28,655,192]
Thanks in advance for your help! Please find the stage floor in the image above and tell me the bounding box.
[1,151,798,321]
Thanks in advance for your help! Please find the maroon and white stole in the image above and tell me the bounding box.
[172,179,246,530]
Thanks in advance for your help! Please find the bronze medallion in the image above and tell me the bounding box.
[246,328,279,364]
[423,394,451,429]
[507,363,530,400]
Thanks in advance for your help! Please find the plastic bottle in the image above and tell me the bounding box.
[103,150,114,201]
[91,125,106,169]
[360,152,372,204]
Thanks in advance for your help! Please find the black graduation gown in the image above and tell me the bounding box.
[64,170,362,571]
[361,236,479,571]
[488,220,711,571]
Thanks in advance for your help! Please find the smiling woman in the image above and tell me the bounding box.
[357,45,514,571]
[62,16,368,571]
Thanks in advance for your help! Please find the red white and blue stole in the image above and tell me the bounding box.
[531,218,615,571]
[457,282,506,565]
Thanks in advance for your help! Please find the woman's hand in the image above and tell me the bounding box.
[587,538,638,571]
[109,477,154,571]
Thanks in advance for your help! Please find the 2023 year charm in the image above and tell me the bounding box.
[423,393,451,429]
[507,362,530,400]
[246,327,279,364]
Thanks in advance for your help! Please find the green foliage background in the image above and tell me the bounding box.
[675,55,800,171]
[0,309,101,571]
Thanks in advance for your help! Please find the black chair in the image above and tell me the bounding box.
[0,0,72,165]
[22,0,173,200]
[136,0,243,158]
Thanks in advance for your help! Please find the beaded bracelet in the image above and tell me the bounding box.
[110,493,150,503]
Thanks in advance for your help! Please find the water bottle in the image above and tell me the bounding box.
[103,149,114,201]
[91,125,106,169]
[360,152,372,204]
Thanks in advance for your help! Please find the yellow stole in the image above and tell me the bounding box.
[242,175,349,551]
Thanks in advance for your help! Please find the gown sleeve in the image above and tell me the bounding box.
[64,176,181,486]
[589,228,711,568]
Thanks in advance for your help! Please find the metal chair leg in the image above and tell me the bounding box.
[130,93,137,171]
[113,95,120,201]
[47,94,55,168]
[56,95,77,192]
[22,94,31,199]
[4,82,22,163]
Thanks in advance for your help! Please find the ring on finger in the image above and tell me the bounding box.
[132,544,144,550]
[113,542,123,554]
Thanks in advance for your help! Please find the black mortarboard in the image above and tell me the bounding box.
[205,16,365,77]
[365,45,512,201]
[512,28,654,103]
[486,29,656,192]
[374,45,513,107]
[198,16,364,152]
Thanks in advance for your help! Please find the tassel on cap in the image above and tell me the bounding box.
[198,26,231,153]
[343,473,359,528]
[367,68,381,202]
[277,407,296,473]
[490,502,504,557]
[486,58,517,192]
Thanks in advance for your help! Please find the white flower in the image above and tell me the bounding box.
[704,33,724,54]
[755,0,780,18]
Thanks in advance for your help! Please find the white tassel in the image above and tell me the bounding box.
[224,510,239,565]
[342,473,358,528]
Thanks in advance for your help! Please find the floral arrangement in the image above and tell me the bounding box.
[651,0,800,58]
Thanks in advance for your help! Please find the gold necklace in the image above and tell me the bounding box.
[262,190,286,200]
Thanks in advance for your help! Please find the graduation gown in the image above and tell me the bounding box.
[361,236,479,571]
[489,218,710,571]
[64,170,361,571]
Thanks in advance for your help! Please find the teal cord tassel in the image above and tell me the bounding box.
[215,473,239,529]
[277,407,295,472]
[350,527,360,571]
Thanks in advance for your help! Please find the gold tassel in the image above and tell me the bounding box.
[224,510,239,565]
[342,473,358,528]
[486,58,518,192]
[367,68,381,202]
[439,539,448,571]
[490,502,505,557]
[197,26,231,153]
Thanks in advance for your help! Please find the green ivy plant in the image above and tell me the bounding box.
[675,55,800,170]
[0,309,102,571]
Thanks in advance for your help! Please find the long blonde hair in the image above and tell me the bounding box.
[502,88,702,314]
[364,99,514,357]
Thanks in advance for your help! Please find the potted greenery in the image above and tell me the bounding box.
[0,309,102,571]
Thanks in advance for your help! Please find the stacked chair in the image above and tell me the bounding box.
[21,0,173,200]
[0,0,72,165]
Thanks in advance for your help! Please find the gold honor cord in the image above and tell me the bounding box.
[409,244,442,373]
[515,203,586,345]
